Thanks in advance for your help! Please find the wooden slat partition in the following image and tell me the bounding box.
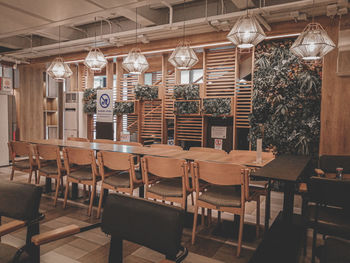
[140,100,163,142]
[119,73,138,101]
[164,70,176,120]
[175,116,204,144]
[204,47,236,97]
[235,81,253,128]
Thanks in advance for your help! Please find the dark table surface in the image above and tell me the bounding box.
[251,155,312,182]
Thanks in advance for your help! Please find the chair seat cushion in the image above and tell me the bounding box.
[69,167,95,181]
[198,186,241,208]
[0,243,29,263]
[104,172,131,188]
[38,160,65,175]
[13,159,31,169]
[308,205,350,239]
[148,179,183,198]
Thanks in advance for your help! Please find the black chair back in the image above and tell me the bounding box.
[0,181,42,221]
[307,176,350,209]
[319,155,350,174]
[101,194,186,262]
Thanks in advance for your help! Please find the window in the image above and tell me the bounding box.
[180,69,203,84]
[144,73,152,85]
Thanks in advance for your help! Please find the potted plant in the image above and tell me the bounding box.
[134,84,158,100]
[173,84,200,100]
[114,101,135,115]
[83,87,101,115]
[174,100,200,115]
[202,98,232,117]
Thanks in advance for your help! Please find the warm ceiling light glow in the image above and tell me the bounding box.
[47,57,72,82]
[227,14,266,48]
[122,48,149,75]
[290,22,335,60]
[168,42,199,70]
[84,47,107,72]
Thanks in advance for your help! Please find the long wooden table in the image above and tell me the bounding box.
[29,139,274,167]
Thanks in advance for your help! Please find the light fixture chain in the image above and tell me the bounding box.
[58,25,61,57]
[136,7,138,47]
[95,17,97,49]
[183,0,186,43]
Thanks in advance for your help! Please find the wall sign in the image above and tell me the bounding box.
[96,89,113,122]
[0,77,13,95]
[214,139,223,150]
[211,126,227,139]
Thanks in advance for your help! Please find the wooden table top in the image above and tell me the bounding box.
[251,155,312,182]
[29,139,274,167]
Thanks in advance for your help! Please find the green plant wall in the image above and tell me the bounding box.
[249,39,322,155]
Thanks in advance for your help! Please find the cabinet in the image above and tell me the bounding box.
[43,74,59,139]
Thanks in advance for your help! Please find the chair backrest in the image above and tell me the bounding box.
[307,176,350,209]
[63,147,97,175]
[319,155,350,174]
[193,160,245,186]
[8,141,31,157]
[115,141,143,147]
[97,151,133,172]
[142,156,187,179]
[190,147,227,155]
[34,144,61,170]
[101,194,185,260]
[67,137,90,142]
[93,139,115,144]
[150,144,182,150]
[0,181,42,221]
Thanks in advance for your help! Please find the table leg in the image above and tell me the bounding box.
[45,178,52,193]
[71,183,78,200]
[139,185,144,198]
[264,179,271,232]
[282,181,295,221]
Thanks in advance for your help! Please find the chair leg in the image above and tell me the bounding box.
[88,184,96,217]
[97,186,105,219]
[28,170,33,183]
[36,174,41,185]
[192,205,199,245]
[34,170,38,184]
[53,178,60,207]
[191,192,194,206]
[256,197,260,239]
[218,211,221,224]
[10,168,14,181]
[63,180,70,209]
[237,213,244,257]
[208,209,212,226]
[311,228,317,263]
[201,208,205,227]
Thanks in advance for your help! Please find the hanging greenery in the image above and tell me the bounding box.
[249,39,322,156]
[174,101,200,115]
[202,98,232,117]
[173,84,200,100]
[83,87,101,115]
[134,84,158,100]
[114,101,134,115]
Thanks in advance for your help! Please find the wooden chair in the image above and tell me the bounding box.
[67,137,90,142]
[191,160,252,257]
[150,144,182,150]
[8,141,38,183]
[189,146,227,155]
[62,147,100,216]
[115,141,143,147]
[142,156,189,209]
[96,151,143,218]
[33,144,65,206]
[93,139,115,144]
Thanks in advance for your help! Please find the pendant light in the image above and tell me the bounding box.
[168,0,199,69]
[47,26,73,82]
[84,17,107,72]
[227,0,266,48]
[122,8,149,75]
[290,2,335,60]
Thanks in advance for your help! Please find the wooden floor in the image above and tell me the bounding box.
[0,166,317,263]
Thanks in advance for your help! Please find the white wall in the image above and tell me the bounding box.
[0,95,9,166]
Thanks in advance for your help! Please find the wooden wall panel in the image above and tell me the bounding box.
[18,65,44,141]
[320,17,350,155]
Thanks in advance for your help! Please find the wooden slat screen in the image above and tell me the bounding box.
[175,116,204,143]
[164,70,175,120]
[141,100,163,141]
[205,47,236,97]
[235,81,252,128]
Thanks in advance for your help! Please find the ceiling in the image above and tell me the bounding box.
[0,0,348,63]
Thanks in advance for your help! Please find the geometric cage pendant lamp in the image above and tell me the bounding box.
[227,13,266,48]
[47,26,72,82]
[290,22,336,60]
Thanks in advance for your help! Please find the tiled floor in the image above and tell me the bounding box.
[0,166,315,263]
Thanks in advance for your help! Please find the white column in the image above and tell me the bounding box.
[0,95,9,166]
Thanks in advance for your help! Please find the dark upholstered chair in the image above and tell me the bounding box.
[316,237,350,263]
[102,194,187,262]
[0,181,42,263]
[307,176,350,263]
[31,194,187,263]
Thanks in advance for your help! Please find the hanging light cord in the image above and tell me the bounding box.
[312,0,315,23]
[135,7,138,47]
[58,26,61,57]
[183,0,186,43]
[94,17,97,49]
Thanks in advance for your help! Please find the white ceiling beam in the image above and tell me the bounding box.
[0,36,29,49]
[118,7,156,26]
[231,0,255,9]
[35,27,84,41]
